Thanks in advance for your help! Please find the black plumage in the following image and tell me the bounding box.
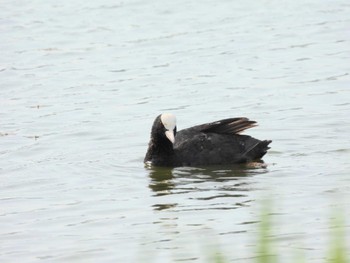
[144,114,271,167]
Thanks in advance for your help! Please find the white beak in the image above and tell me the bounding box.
[165,130,175,144]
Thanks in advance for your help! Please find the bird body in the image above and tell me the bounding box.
[145,114,271,167]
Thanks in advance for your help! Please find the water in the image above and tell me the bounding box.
[1,0,350,262]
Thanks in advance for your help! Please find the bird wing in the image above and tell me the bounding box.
[192,117,257,135]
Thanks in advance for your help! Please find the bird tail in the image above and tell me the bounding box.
[243,140,272,160]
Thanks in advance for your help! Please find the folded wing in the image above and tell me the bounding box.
[193,117,257,135]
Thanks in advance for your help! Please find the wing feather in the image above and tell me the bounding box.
[196,117,257,135]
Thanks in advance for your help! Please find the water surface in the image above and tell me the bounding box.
[1,0,350,262]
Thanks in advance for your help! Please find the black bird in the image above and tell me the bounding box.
[144,113,271,167]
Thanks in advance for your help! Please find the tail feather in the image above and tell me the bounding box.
[244,140,272,160]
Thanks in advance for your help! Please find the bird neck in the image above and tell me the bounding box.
[153,136,174,155]
[144,136,175,166]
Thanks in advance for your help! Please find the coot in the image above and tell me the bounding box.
[144,113,271,167]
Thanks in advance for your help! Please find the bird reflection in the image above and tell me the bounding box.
[146,162,268,211]
[148,166,175,196]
